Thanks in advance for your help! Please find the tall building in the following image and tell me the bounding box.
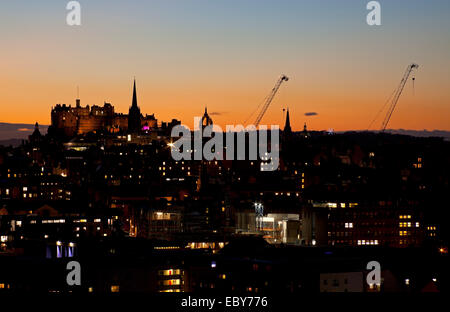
[128,79,142,133]
[50,100,116,137]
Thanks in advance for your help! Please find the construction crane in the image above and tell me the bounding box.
[251,75,289,127]
[380,63,419,132]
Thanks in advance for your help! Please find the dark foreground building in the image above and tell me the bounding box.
[0,97,449,293]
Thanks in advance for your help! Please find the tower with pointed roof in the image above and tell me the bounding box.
[284,108,292,134]
[128,79,142,133]
[201,106,213,128]
[29,122,42,145]
[302,122,310,138]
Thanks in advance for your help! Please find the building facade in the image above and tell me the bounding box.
[50,80,158,137]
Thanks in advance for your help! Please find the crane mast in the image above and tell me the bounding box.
[254,75,289,127]
[381,63,419,132]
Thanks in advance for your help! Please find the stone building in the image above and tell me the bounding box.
[50,80,158,137]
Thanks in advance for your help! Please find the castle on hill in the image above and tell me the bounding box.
[50,80,179,137]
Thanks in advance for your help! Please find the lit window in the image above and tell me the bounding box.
[158,269,181,276]
[160,279,181,286]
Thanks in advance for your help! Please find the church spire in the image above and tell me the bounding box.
[128,79,141,133]
[132,79,138,108]
[284,108,292,133]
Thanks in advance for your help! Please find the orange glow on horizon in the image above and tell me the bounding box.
[1,1,449,132]
[1,74,449,132]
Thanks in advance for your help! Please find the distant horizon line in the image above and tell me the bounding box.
[1,121,450,134]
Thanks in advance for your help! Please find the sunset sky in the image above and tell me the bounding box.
[1,0,449,131]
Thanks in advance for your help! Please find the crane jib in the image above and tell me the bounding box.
[381,63,419,132]
[254,75,289,127]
